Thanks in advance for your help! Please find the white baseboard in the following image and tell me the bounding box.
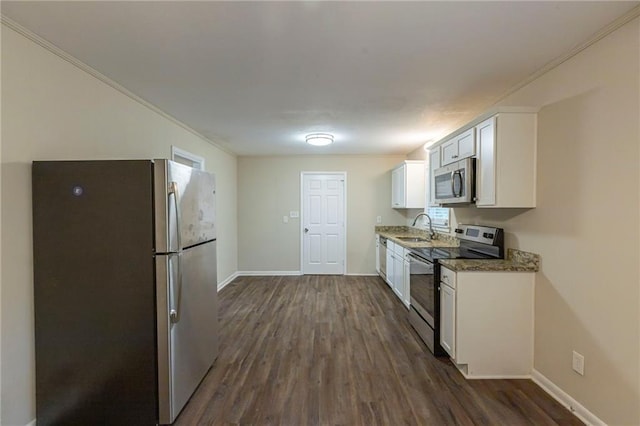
[532,369,606,426]
[463,373,533,380]
[233,272,380,278]
[236,270,302,276]
[25,419,36,426]
[217,271,239,291]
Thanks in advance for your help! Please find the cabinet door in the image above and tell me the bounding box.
[428,147,441,207]
[440,283,456,358]
[391,166,405,208]
[475,117,496,206]
[456,128,476,160]
[405,163,425,208]
[403,258,410,308]
[441,139,458,166]
[375,236,380,273]
[393,254,404,299]
[385,246,394,287]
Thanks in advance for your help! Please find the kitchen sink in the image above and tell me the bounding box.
[396,236,430,242]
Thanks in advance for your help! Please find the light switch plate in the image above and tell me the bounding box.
[283,216,289,223]
[290,211,299,218]
[572,351,584,375]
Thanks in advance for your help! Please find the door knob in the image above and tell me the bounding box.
[304,228,309,233]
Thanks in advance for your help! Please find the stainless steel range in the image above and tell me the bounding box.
[408,224,504,356]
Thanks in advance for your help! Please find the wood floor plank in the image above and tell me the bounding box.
[175,275,583,425]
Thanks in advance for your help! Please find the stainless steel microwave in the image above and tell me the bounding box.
[433,158,475,205]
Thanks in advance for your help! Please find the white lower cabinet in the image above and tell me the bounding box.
[393,255,403,299]
[439,266,534,378]
[385,241,394,287]
[381,238,410,309]
[439,281,456,357]
[375,235,380,274]
[402,253,410,308]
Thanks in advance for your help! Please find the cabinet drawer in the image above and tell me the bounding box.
[440,266,456,289]
[403,247,411,259]
[388,240,396,253]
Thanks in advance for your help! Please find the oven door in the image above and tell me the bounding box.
[408,253,435,327]
[433,158,474,204]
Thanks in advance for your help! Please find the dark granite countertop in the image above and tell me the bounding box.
[439,249,540,272]
[376,227,540,272]
[375,226,457,249]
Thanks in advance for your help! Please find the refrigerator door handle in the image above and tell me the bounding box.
[169,253,183,323]
[168,181,182,252]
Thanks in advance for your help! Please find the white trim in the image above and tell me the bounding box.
[171,146,205,170]
[461,373,533,380]
[346,273,379,276]
[236,271,303,276]
[0,16,236,157]
[217,272,239,291]
[25,420,36,426]
[300,172,348,276]
[532,369,606,426]
[493,5,640,106]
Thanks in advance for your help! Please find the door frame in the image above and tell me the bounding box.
[300,171,347,275]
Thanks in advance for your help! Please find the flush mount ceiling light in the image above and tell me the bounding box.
[305,133,334,146]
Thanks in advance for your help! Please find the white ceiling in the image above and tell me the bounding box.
[2,1,637,156]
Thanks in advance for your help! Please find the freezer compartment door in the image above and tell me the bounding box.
[156,242,218,424]
[32,160,157,425]
[154,159,216,253]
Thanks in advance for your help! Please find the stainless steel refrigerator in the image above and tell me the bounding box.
[32,159,218,425]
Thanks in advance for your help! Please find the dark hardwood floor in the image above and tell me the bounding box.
[175,275,582,425]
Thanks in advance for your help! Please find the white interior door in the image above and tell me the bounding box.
[302,173,346,275]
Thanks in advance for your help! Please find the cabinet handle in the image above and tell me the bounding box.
[452,155,458,158]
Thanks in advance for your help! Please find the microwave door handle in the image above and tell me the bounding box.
[452,170,462,197]
[450,171,456,198]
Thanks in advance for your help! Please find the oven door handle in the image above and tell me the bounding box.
[408,253,433,266]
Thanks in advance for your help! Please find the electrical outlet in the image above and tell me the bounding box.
[572,351,585,375]
[376,216,382,224]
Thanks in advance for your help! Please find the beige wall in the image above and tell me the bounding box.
[238,155,412,273]
[1,25,238,425]
[0,22,3,424]
[410,18,639,425]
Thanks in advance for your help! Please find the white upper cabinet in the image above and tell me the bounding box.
[430,107,538,209]
[391,167,405,208]
[427,146,441,207]
[391,160,425,209]
[441,128,476,166]
[475,112,537,208]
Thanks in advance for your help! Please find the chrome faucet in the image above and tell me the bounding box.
[412,212,436,240]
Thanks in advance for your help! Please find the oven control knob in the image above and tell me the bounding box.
[483,232,494,239]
